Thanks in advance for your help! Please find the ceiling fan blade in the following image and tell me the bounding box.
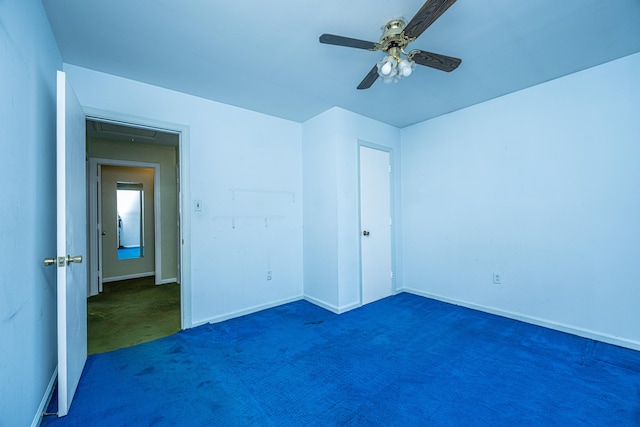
[357,65,379,90]
[412,50,461,72]
[320,34,378,50]
[403,0,457,40]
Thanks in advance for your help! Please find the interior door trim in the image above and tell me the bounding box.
[88,158,161,294]
[84,107,192,329]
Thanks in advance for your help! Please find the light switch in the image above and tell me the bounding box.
[493,272,502,284]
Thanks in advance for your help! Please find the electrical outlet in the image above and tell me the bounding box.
[266,270,272,281]
[493,272,502,284]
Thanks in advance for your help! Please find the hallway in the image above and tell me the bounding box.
[87,277,180,354]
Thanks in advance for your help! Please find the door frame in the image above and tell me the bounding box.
[357,140,397,304]
[89,159,162,294]
[84,107,192,329]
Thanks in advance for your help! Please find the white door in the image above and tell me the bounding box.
[55,70,87,417]
[359,146,393,305]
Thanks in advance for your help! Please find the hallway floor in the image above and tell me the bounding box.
[87,277,180,354]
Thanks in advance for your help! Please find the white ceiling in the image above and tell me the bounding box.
[43,0,640,128]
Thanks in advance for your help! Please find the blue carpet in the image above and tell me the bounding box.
[118,246,140,260]
[42,293,640,426]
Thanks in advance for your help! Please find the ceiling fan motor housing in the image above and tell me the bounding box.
[379,19,411,53]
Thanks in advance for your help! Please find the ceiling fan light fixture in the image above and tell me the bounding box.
[377,54,415,84]
[380,61,393,76]
[377,55,400,84]
[398,58,415,77]
[377,55,397,76]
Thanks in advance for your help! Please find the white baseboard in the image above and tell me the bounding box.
[102,272,155,283]
[156,277,177,285]
[401,287,640,352]
[33,367,57,427]
[191,294,363,328]
[195,295,304,327]
[303,295,361,314]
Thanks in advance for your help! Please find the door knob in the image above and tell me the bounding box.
[44,256,65,267]
[66,255,83,265]
[44,256,82,266]
[102,231,107,236]
[363,230,370,236]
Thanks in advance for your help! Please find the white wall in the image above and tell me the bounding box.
[302,108,402,312]
[0,1,62,425]
[65,64,304,326]
[401,53,640,349]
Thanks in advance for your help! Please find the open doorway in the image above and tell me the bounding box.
[101,164,156,282]
[86,119,182,353]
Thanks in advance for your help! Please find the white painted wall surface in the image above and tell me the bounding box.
[302,108,401,312]
[401,53,640,349]
[300,111,340,308]
[0,1,62,425]
[65,64,303,326]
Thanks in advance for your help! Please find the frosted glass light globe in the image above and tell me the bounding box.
[398,59,414,77]
[380,61,393,76]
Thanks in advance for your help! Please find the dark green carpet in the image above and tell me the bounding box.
[45,293,640,425]
[87,277,180,354]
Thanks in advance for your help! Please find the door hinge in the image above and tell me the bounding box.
[390,271,394,279]
[390,218,393,226]
[388,165,392,173]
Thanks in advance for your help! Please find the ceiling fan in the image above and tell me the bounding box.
[319,0,461,89]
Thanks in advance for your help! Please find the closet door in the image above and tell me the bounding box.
[359,146,393,305]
